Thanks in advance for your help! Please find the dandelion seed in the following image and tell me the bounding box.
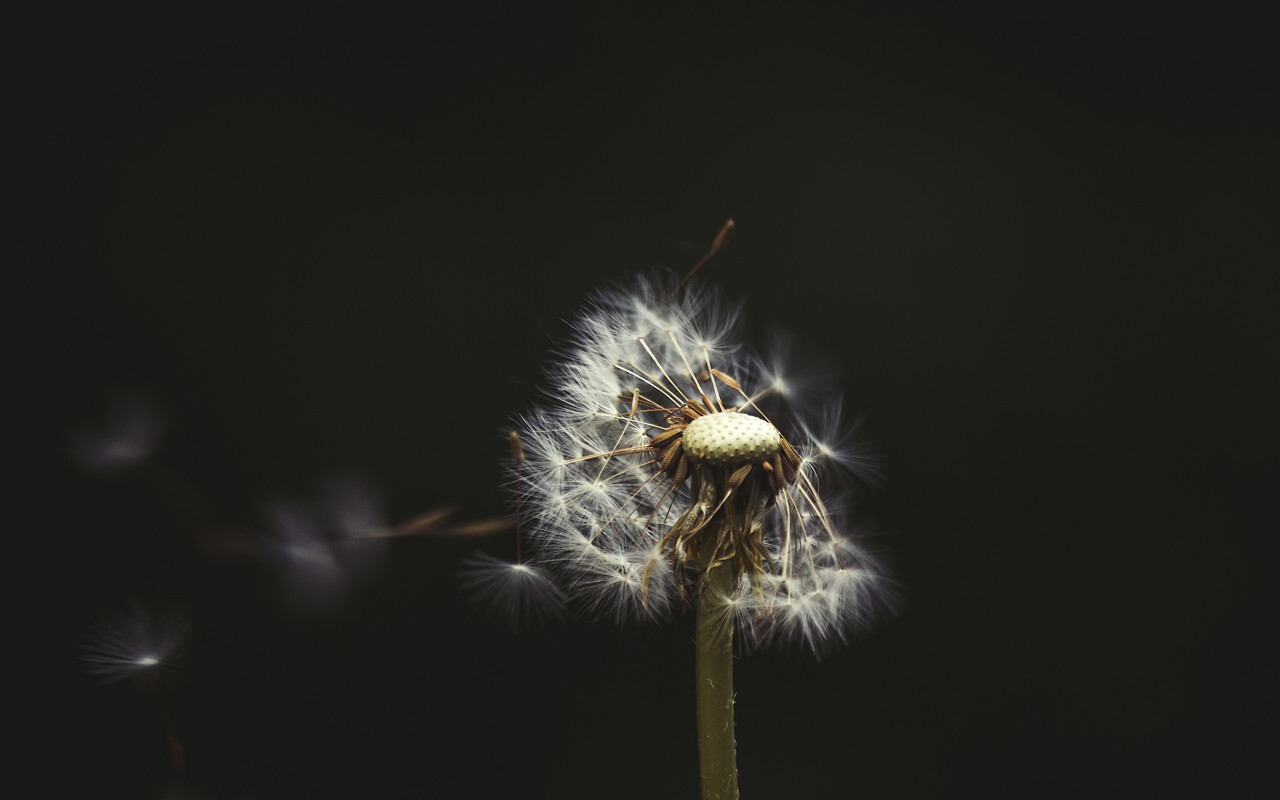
[316,473,390,584]
[459,552,567,629]
[459,431,569,626]
[83,601,187,685]
[258,475,403,612]
[262,497,345,612]
[83,601,190,778]
[67,390,168,477]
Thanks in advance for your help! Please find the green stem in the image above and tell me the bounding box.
[695,560,739,800]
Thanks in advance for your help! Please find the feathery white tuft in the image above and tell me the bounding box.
[498,274,894,653]
[83,601,188,685]
[68,390,168,477]
[260,475,390,613]
[460,553,568,628]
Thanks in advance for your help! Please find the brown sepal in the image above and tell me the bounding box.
[658,440,683,473]
[671,452,689,486]
[508,432,525,467]
[710,369,742,392]
[649,426,684,448]
[727,463,753,492]
[778,440,800,484]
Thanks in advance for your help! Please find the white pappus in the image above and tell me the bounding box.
[475,273,895,654]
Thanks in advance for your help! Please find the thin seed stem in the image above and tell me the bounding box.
[696,543,739,800]
[670,218,735,300]
[511,432,526,564]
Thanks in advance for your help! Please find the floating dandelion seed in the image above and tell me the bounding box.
[83,601,190,779]
[264,475,489,613]
[506,272,894,652]
[259,475,400,612]
[67,390,168,478]
[461,434,568,625]
[83,601,188,685]
[459,552,567,629]
[262,497,347,612]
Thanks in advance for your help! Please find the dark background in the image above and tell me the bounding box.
[18,1,1278,798]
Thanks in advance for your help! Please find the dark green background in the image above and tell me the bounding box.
[21,2,1277,797]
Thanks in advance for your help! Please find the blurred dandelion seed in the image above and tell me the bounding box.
[263,474,500,613]
[460,433,568,625]
[83,601,190,778]
[83,601,188,685]
[68,390,168,478]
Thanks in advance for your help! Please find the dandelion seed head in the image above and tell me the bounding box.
[492,274,893,652]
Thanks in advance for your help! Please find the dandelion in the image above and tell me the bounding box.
[497,222,895,799]
[511,266,893,647]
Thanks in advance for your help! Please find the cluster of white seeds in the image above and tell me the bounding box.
[503,275,893,654]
